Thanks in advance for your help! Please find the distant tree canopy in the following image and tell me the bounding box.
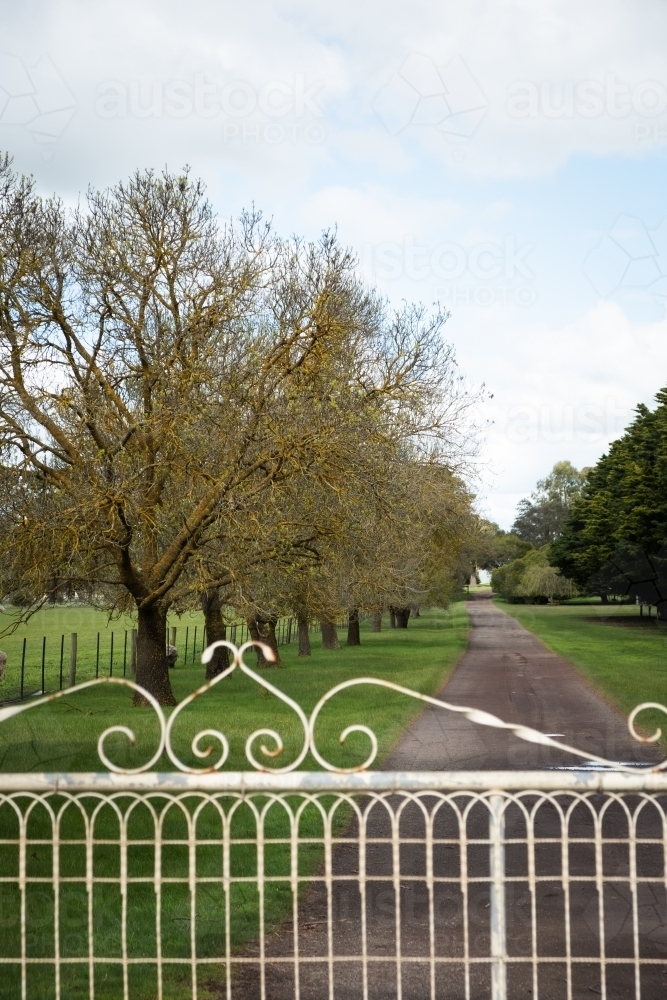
[0,157,481,703]
[550,390,667,612]
[475,521,533,570]
[511,461,588,547]
[491,545,577,603]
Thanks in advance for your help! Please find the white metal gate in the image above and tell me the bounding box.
[0,641,665,1000]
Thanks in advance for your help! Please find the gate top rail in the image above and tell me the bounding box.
[0,770,667,794]
[0,639,665,778]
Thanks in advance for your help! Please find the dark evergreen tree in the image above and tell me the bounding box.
[550,390,667,614]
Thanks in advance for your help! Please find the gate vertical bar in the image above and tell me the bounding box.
[120,813,129,1000]
[392,809,403,1000]
[359,807,369,1000]
[426,807,436,1000]
[561,799,573,1000]
[594,812,607,998]
[325,807,334,1000]
[19,812,27,1000]
[460,807,471,1000]
[629,810,641,1000]
[290,809,301,1000]
[188,811,198,1000]
[490,793,507,1000]
[53,811,61,1000]
[154,810,163,1000]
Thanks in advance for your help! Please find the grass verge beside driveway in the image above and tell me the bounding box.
[494,598,667,743]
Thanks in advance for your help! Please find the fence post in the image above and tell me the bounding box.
[109,632,114,677]
[41,636,46,694]
[192,626,197,663]
[123,631,127,677]
[69,633,77,688]
[489,793,507,1000]
[95,633,100,678]
[20,637,26,699]
[59,634,65,690]
[185,626,189,663]
[130,629,137,675]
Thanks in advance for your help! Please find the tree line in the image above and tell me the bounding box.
[0,158,482,704]
[487,388,667,613]
[482,461,586,601]
[550,389,667,615]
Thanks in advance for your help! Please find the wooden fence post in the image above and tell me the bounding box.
[130,629,137,675]
[69,633,77,687]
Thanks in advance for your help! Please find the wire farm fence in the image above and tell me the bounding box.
[0,642,665,999]
[0,617,301,705]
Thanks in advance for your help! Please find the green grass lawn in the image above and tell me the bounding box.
[494,597,667,741]
[0,605,469,999]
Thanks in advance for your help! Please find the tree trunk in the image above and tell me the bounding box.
[201,589,230,679]
[297,614,311,656]
[247,615,283,667]
[600,593,608,605]
[371,610,382,632]
[395,606,411,628]
[134,603,176,705]
[389,606,396,628]
[320,619,340,649]
[410,605,420,618]
[346,608,361,646]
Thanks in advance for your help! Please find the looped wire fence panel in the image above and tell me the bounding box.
[0,640,665,999]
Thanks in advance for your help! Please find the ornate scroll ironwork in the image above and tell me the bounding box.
[0,639,665,775]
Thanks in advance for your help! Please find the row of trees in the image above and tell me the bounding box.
[490,392,667,611]
[486,462,586,601]
[550,390,667,613]
[0,158,481,704]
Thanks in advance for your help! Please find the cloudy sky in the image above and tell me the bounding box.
[2,0,667,526]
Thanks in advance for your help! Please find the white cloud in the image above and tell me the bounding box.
[0,0,665,531]
[467,301,667,525]
[1,0,666,186]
